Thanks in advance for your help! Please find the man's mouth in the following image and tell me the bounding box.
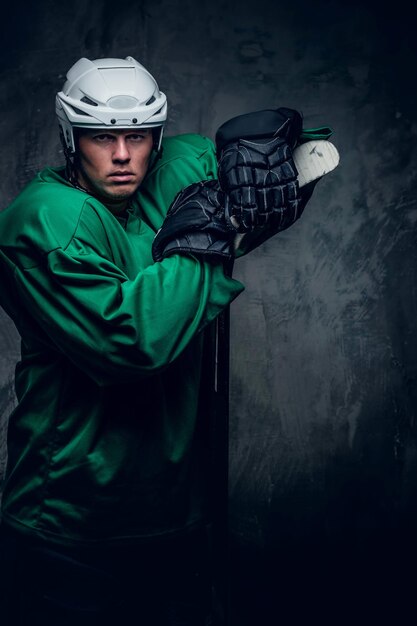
[108,171,135,182]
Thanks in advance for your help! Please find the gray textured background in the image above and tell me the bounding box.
[1,0,416,622]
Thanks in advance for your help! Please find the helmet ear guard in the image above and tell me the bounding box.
[56,101,77,155]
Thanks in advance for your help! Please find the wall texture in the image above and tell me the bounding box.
[1,0,416,623]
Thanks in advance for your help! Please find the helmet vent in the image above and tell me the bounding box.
[81,96,98,107]
[146,95,156,106]
[71,105,92,117]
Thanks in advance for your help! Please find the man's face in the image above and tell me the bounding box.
[75,127,154,211]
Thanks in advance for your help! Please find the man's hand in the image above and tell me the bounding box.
[217,134,300,233]
[215,107,303,234]
[152,108,338,264]
[152,180,235,263]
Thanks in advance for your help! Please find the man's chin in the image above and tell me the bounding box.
[103,183,140,202]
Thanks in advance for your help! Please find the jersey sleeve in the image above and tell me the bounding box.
[14,239,243,386]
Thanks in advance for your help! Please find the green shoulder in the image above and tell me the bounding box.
[160,133,216,160]
[137,134,218,228]
[0,168,106,268]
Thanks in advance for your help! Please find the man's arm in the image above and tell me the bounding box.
[11,245,242,387]
[151,110,303,264]
[151,109,338,262]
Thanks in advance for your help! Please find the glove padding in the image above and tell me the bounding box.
[218,135,300,232]
[152,180,234,263]
[215,106,303,154]
[233,179,319,257]
[216,106,303,233]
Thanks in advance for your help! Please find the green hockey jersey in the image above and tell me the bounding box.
[0,133,244,546]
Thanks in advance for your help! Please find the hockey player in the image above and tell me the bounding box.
[0,55,337,625]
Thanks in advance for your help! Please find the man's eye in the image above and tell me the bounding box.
[94,134,113,142]
[128,134,146,142]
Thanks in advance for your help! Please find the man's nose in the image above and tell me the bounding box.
[113,138,130,161]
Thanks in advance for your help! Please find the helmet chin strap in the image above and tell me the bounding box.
[59,127,77,186]
[63,151,88,193]
[61,143,90,194]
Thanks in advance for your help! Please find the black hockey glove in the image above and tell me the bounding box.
[215,107,303,233]
[152,180,235,263]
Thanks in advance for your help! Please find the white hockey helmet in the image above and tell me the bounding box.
[56,56,167,154]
